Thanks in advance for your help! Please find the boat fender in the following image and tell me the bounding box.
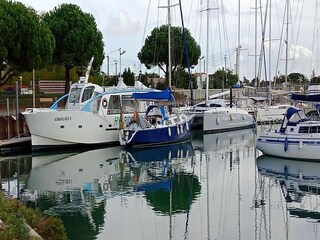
[242,115,246,120]
[186,122,189,131]
[299,138,303,149]
[168,127,171,137]
[216,117,220,125]
[284,137,288,152]
[102,98,108,108]
[133,111,138,122]
[177,126,180,135]
[230,114,233,120]
[284,165,288,179]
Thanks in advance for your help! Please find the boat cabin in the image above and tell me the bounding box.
[65,82,104,110]
[279,107,315,134]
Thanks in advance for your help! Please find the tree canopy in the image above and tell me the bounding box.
[43,3,104,92]
[0,0,55,85]
[138,25,201,86]
[210,68,238,89]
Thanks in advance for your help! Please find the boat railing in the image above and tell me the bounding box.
[50,94,69,110]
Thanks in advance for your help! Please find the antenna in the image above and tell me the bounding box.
[83,56,94,83]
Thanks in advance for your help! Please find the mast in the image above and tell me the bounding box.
[168,0,172,88]
[205,0,209,106]
[236,0,240,82]
[254,0,257,94]
[284,0,289,89]
[268,0,272,104]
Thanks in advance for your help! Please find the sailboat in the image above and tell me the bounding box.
[200,0,255,133]
[118,1,194,148]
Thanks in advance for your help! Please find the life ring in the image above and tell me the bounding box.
[102,98,108,109]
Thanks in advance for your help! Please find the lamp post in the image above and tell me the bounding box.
[106,48,126,81]
[199,56,205,74]
[119,48,126,80]
[114,60,118,76]
[19,76,22,94]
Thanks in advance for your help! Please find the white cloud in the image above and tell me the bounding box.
[290,44,312,59]
[105,11,140,36]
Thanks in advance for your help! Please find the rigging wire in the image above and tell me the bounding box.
[179,0,194,105]
[310,0,318,77]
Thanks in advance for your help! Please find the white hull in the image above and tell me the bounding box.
[28,146,121,191]
[203,108,256,133]
[23,109,122,150]
[256,132,320,160]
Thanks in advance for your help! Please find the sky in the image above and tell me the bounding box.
[18,0,320,81]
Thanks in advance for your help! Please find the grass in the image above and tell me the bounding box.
[0,192,67,240]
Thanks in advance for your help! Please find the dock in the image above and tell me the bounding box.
[0,137,31,153]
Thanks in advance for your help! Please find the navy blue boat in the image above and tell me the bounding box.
[290,93,320,102]
[119,89,194,148]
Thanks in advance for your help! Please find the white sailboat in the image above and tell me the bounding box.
[201,0,255,133]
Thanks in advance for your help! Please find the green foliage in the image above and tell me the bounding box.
[43,3,105,92]
[37,216,67,240]
[0,0,55,85]
[211,68,238,89]
[122,67,135,86]
[0,192,67,240]
[173,67,197,89]
[138,25,201,84]
[288,72,308,83]
[311,76,320,83]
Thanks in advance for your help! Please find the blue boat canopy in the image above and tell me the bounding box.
[279,107,308,133]
[132,88,173,101]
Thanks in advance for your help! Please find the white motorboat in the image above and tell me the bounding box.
[22,57,158,150]
[256,106,320,160]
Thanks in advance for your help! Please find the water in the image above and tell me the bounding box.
[1,129,320,240]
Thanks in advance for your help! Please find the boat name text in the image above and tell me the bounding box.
[54,116,72,121]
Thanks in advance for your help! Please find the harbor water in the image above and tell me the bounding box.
[1,129,319,240]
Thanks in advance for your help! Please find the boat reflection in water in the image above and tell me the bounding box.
[120,140,200,215]
[2,141,200,239]
[192,128,256,157]
[257,154,320,221]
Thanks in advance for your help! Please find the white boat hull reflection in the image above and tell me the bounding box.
[257,154,320,220]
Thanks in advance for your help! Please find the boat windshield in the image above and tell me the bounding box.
[69,87,82,103]
[81,86,95,102]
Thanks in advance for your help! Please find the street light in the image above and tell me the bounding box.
[199,56,205,73]
[119,48,126,80]
[106,47,125,80]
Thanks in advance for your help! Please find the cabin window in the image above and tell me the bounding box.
[81,86,95,102]
[122,96,139,113]
[310,126,318,133]
[69,88,81,103]
[210,103,222,107]
[196,103,207,107]
[108,95,121,114]
[298,126,309,133]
